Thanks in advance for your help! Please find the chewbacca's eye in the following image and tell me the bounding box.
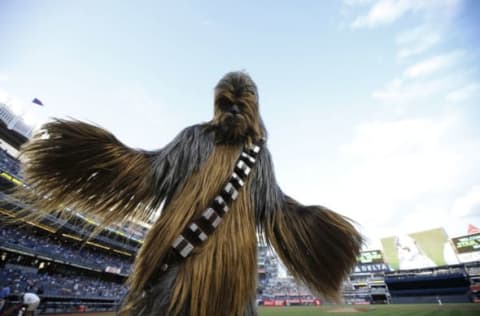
[246,88,256,96]
[217,97,232,110]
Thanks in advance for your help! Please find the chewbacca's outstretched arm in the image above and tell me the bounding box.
[264,196,362,301]
[253,148,362,301]
[15,119,213,227]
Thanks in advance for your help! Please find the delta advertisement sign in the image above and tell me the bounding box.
[353,250,390,273]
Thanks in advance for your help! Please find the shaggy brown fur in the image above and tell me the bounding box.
[264,196,362,301]
[13,119,163,228]
[11,71,363,316]
[122,145,257,316]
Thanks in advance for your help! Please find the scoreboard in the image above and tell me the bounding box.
[358,250,384,264]
[452,233,480,254]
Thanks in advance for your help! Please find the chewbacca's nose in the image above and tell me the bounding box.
[231,104,240,115]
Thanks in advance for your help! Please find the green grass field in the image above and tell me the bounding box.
[50,304,480,316]
[258,304,480,315]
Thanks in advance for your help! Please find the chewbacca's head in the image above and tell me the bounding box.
[212,71,265,144]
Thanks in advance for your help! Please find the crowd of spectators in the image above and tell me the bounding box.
[0,267,126,298]
[0,149,21,177]
[0,225,132,275]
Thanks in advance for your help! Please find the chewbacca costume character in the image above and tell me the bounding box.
[15,72,362,316]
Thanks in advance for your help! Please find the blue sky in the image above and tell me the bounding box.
[0,0,479,249]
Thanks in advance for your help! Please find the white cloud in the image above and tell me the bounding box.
[350,0,463,29]
[372,51,467,105]
[451,186,480,217]
[403,51,462,78]
[396,24,433,44]
[342,118,451,160]
[396,25,441,59]
[351,0,414,28]
[399,205,450,236]
[446,82,480,103]
[331,117,465,239]
[0,73,8,82]
[372,76,449,104]
[397,35,441,60]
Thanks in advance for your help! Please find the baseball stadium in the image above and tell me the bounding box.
[0,99,479,315]
[1,1,480,316]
